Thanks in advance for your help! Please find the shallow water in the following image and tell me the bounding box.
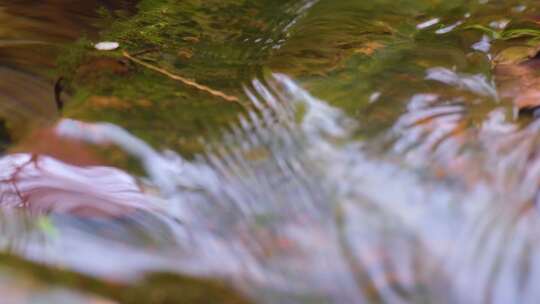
[2,0,540,303]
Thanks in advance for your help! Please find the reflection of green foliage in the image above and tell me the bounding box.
[56,37,93,78]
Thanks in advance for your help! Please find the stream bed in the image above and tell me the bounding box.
[1,0,540,303]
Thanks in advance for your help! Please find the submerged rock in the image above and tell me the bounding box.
[0,67,57,140]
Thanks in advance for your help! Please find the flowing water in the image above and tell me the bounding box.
[2,0,540,303]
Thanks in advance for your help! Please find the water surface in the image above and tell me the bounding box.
[2,1,540,303]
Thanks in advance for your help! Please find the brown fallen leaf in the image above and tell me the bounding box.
[88,96,131,110]
[75,56,131,81]
[495,51,540,113]
[182,36,200,43]
[135,98,153,107]
[354,41,384,56]
[177,48,193,60]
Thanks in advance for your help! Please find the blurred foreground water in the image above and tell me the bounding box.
[2,0,540,303]
[0,74,540,303]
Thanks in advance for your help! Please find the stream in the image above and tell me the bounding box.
[1,1,540,303]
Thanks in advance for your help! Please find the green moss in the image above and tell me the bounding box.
[56,37,94,78]
[56,0,398,157]
[56,0,311,160]
[55,0,540,159]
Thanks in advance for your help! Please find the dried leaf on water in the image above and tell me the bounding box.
[354,41,384,56]
[495,55,540,112]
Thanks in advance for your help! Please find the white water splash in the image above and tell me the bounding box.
[426,67,499,100]
[0,74,538,303]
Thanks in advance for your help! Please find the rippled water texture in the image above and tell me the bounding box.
[3,0,540,303]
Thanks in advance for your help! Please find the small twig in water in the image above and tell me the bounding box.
[122,50,240,103]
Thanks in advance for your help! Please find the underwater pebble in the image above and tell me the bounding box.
[95,41,120,51]
[435,21,463,34]
[416,18,440,29]
[369,92,381,103]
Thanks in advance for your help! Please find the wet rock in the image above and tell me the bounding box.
[0,67,57,141]
[495,57,540,115]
